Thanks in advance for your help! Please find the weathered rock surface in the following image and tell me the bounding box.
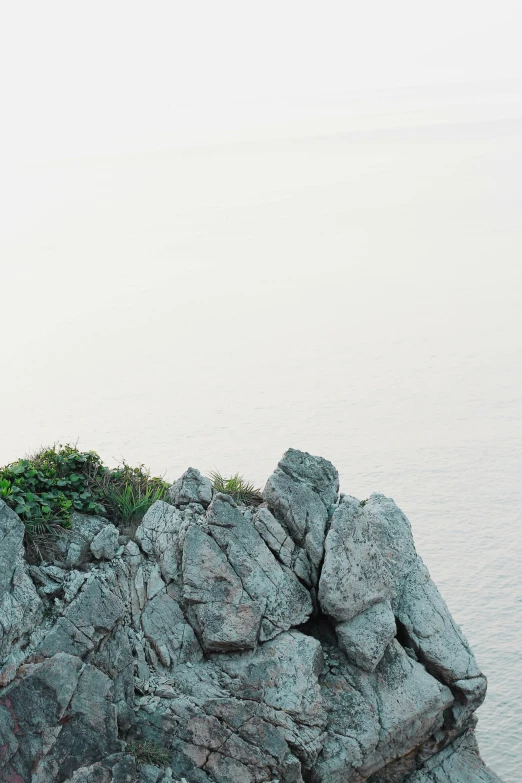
[55,511,112,568]
[263,448,339,585]
[91,523,120,560]
[0,500,42,667]
[182,494,312,652]
[168,467,213,508]
[335,599,396,671]
[0,451,502,782]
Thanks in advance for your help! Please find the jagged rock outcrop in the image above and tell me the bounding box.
[0,452,502,782]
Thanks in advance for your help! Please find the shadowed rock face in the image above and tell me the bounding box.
[0,452,502,783]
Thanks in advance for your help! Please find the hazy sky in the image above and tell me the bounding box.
[2,1,522,163]
[1,1,521,474]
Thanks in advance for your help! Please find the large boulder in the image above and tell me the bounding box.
[318,492,487,732]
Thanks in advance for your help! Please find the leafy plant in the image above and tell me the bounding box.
[0,444,106,530]
[0,444,169,542]
[208,470,263,505]
[128,739,169,767]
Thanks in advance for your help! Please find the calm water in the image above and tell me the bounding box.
[1,91,521,780]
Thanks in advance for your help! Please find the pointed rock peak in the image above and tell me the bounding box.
[276,448,340,507]
[168,466,213,507]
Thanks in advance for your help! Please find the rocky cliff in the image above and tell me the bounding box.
[0,449,502,783]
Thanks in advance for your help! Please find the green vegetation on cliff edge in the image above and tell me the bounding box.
[0,444,168,536]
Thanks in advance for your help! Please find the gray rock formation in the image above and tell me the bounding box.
[0,451,502,783]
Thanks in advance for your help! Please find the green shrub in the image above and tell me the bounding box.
[0,444,105,529]
[208,470,263,505]
[0,444,168,538]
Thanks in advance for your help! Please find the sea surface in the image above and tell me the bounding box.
[1,87,521,780]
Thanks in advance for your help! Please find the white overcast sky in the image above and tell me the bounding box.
[2,0,522,162]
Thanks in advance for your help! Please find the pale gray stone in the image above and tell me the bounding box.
[215,630,325,724]
[147,563,167,600]
[63,569,88,603]
[182,496,312,651]
[319,492,487,727]
[264,471,327,580]
[62,753,136,783]
[0,564,42,656]
[139,765,164,783]
[397,559,483,683]
[278,447,339,506]
[263,449,339,581]
[0,500,25,594]
[135,631,326,782]
[169,467,213,507]
[136,500,186,583]
[361,493,420,605]
[38,575,125,660]
[253,505,313,586]
[182,521,265,651]
[192,599,264,652]
[207,496,312,638]
[318,499,393,621]
[336,600,396,672]
[37,616,96,657]
[54,512,110,567]
[90,523,120,560]
[141,592,203,669]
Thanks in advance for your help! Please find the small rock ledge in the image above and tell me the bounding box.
[0,448,502,782]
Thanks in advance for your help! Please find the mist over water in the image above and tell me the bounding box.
[2,89,521,780]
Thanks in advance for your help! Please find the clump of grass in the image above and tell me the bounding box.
[128,739,169,767]
[89,460,168,530]
[208,470,263,506]
[23,519,70,564]
[360,499,368,507]
[106,483,166,524]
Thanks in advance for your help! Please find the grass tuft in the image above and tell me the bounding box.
[106,483,166,524]
[128,739,170,767]
[208,470,263,506]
